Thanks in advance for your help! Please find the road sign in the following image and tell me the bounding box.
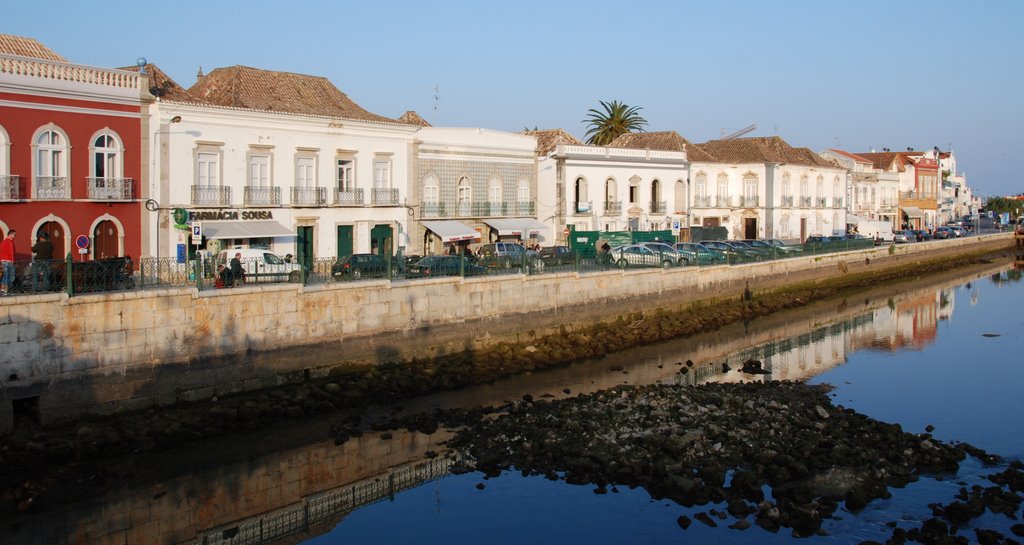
[74,235,90,250]
[563,227,570,238]
[191,222,202,245]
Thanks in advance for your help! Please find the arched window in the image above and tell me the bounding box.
[516,178,530,214]
[716,173,729,207]
[33,126,70,199]
[574,176,589,213]
[605,178,617,208]
[650,179,662,212]
[694,172,707,207]
[90,130,128,199]
[488,176,502,215]
[423,175,439,203]
[674,179,685,214]
[457,176,472,216]
[742,173,758,207]
[832,176,841,208]
[799,175,809,207]
[0,124,11,200]
[781,173,792,207]
[816,175,824,207]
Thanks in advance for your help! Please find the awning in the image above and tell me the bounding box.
[482,218,552,237]
[422,220,480,243]
[202,220,293,240]
[846,214,868,225]
[901,207,924,219]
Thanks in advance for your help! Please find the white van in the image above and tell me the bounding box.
[858,220,895,244]
[216,249,305,283]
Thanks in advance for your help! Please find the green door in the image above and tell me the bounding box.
[296,226,314,270]
[336,225,353,258]
[370,224,393,258]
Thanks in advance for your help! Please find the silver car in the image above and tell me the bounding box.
[610,244,678,269]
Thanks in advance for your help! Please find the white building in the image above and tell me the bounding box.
[531,130,690,242]
[820,148,900,228]
[143,65,422,266]
[692,137,848,241]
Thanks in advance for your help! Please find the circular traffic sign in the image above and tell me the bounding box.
[563,227,570,237]
[75,235,90,249]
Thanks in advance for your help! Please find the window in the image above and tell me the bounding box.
[816,176,824,199]
[782,174,791,197]
[695,173,707,199]
[373,159,390,189]
[91,132,121,179]
[457,177,472,204]
[33,126,71,199]
[296,157,315,187]
[423,175,439,203]
[605,178,617,202]
[629,176,640,204]
[517,178,530,203]
[37,130,64,178]
[488,176,502,204]
[743,175,757,198]
[337,159,354,191]
[249,155,270,186]
[197,153,218,186]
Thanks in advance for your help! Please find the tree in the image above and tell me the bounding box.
[582,100,647,146]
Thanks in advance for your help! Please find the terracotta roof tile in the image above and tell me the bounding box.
[696,136,838,167]
[120,63,193,101]
[826,148,873,164]
[854,152,913,172]
[0,34,67,62]
[186,65,396,123]
[521,129,583,156]
[609,131,718,162]
[398,110,431,126]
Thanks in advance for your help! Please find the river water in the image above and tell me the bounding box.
[3,261,1023,545]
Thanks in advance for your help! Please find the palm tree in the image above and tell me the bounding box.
[582,100,647,145]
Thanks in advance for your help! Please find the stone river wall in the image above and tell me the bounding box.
[0,234,1014,432]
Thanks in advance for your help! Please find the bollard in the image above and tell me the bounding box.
[65,252,74,295]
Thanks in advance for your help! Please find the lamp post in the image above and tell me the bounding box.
[150,115,182,263]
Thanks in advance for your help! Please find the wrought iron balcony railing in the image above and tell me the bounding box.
[244,186,281,206]
[693,196,711,207]
[422,202,446,218]
[86,177,134,200]
[191,185,231,206]
[832,197,843,208]
[35,176,69,199]
[715,196,733,208]
[371,187,399,206]
[741,196,759,207]
[604,200,622,215]
[291,186,327,207]
[799,196,812,208]
[574,201,592,214]
[780,195,794,208]
[816,197,828,208]
[334,188,364,206]
[0,175,23,201]
[650,201,667,214]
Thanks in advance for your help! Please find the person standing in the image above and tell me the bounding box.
[229,252,244,286]
[31,232,54,292]
[0,230,16,296]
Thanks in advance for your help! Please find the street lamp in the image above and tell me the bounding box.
[150,115,182,263]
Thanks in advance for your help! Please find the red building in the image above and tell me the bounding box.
[0,34,145,265]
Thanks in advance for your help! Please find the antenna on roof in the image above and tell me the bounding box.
[721,123,756,140]
[433,84,440,124]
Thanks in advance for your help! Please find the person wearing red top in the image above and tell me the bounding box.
[0,229,16,295]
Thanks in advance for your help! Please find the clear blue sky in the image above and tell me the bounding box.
[5,0,1022,196]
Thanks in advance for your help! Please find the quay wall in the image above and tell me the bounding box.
[0,234,1014,432]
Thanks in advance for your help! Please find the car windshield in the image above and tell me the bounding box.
[263,253,284,265]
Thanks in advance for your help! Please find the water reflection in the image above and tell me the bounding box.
[2,262,1020,545]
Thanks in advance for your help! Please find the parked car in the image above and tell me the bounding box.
[609,244,678,269]
[216,249,305,283]
[911,229,933,242]
[405,255,485,278]
[673,242,727,265]
[933,227,953,239]
[764,239,802,254]
[701,241,759,262]
[477,242,544,272]
[726,240,772,260]
[539,245,577,266]
[948,225,965,237]
[641,242,688,266]
[331,253,399,280]
[893,230,912,243]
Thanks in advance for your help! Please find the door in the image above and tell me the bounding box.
[38,221,64,258]
[370,224,393,258]
[800,218,808,242]
[744,218,757,239]
[93,220,119,259]
[296,226,314,271]
[336,225,353,259]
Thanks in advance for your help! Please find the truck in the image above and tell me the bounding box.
[856,220,895,244]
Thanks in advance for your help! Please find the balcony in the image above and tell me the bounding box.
[799,196,812,208]
[422,202,446,218]
[0,175,23,201]
[573,201,592,215]
[334,188,364,206]
[604,200,622,215]
[291,187,327,207]
[514,202,534,215]
[192,185,231,206]
[371,187,399,206]
[693,196,711,208]
[816,197,828,208]
[650,201,667,214]
[244,186,281,206]
[832,197,843,208]
[715,196,733,208]
[741,196,759,208]
[780,195,793,208]
[34,176,69,199]
[85,177,134,200]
